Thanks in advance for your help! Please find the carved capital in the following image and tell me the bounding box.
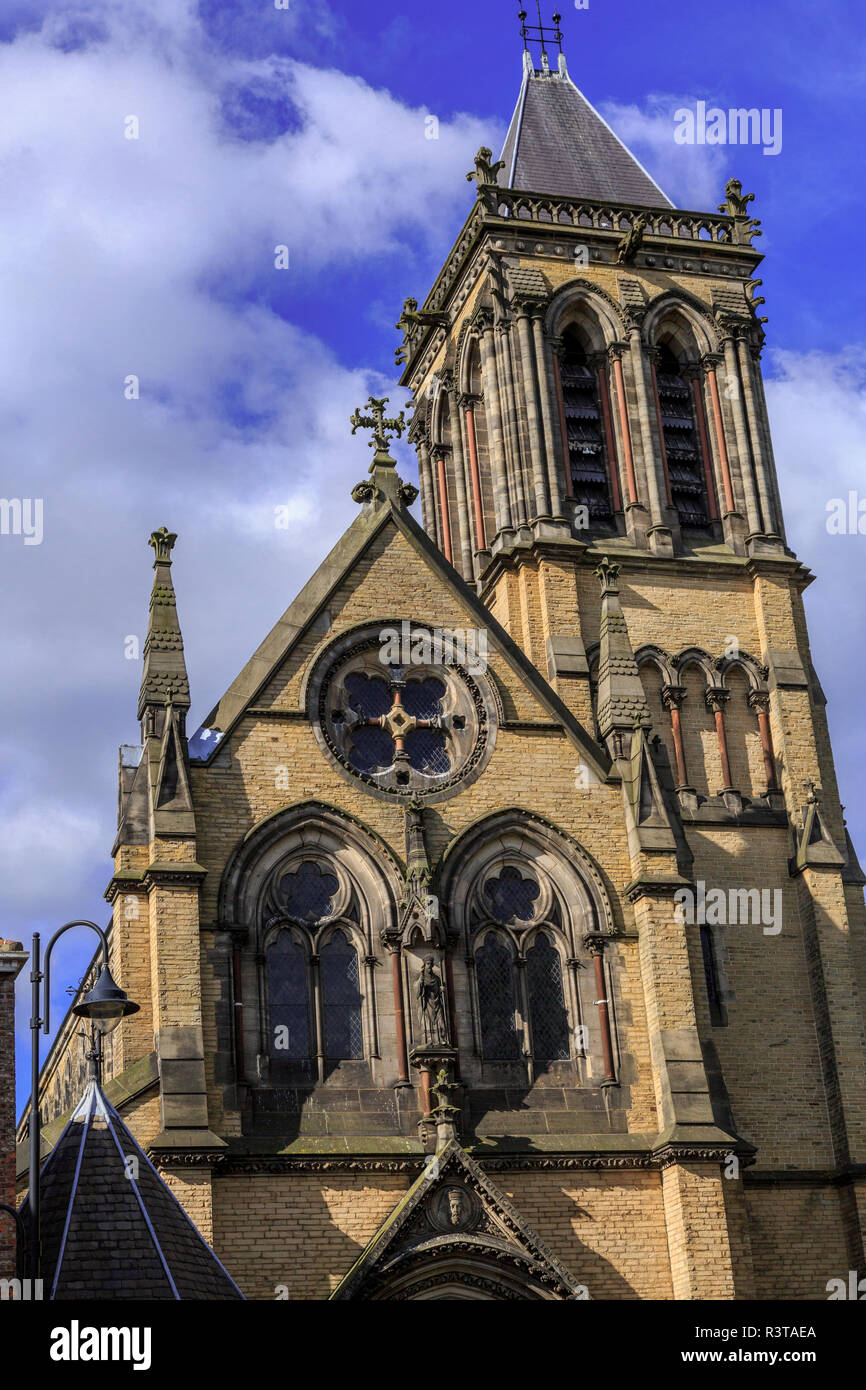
[705,686,730,714]
[747,689,770,714]
[583,933,606,959]
[607,340,629,364]
[661,683,687,710]
[700,351,723,375]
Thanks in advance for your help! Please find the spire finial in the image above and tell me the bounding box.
[149,526,177,565]
[350,395,407,466]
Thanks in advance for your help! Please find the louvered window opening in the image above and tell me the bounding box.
[559,337,613,520]
[656,348,709,528]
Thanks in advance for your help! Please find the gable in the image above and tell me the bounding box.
[330,1139,584,1301]
[190,498,610,781]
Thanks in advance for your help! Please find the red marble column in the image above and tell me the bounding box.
[704,358,736,514]
[436,455,453,564]
[749,690,779,791]
[661,684,689,789]
[462,401,487,550]
[706,687,734,791]
[609,345,638,505]
[584,935,617,1086]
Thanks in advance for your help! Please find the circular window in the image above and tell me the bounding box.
[307,625,499,802]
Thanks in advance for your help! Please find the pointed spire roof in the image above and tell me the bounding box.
[138,526,190,721]
[499,51,672,208]
[26,1081,243,1300]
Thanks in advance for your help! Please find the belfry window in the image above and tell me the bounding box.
[655,344,710,528]
[558,329,613,521]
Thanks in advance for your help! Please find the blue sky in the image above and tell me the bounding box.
[3,0,866,1109]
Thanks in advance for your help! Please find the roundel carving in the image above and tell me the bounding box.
[426,1184,481,1234]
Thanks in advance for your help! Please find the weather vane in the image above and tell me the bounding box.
[350,396,407,464]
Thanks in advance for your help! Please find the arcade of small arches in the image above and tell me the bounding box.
[630,644,779,806]
[414,280,778,580]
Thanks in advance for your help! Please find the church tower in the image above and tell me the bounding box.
[23,15,866,1301]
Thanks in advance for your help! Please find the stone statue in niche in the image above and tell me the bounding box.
[416,955,449,1045]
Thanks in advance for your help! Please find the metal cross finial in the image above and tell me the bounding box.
[518,5,563,59]
[350,395,407,462]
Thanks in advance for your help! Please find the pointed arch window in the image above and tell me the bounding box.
[266,933,312,1064]
[558,328,614,521]
[655,344,710,528]
[321,929,364,1060]
[526,933,570,1061]
[476,934,520,1060]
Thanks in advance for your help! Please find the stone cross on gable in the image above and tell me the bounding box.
[350,395,407,464]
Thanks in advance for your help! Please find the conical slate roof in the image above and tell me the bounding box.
[27,1082,243,1300]
[499,57,672,208]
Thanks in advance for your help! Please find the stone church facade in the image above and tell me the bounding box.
[22,37,866,1300]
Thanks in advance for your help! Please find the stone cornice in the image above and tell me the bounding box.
[623,874,692,903]
[143,861,207,889]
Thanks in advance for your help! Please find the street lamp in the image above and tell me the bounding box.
[28,921,139,1280]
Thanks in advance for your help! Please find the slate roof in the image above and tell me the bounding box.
[25,1082,243,1300]
[499,63,672,208]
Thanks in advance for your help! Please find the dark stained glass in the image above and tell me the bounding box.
[405,726,450,775]
[483,865,540,923]
[349,724,394,772]
[526,935,570,1061]
[266,933,311,1061]
[344,671,392,718]
[278,860,338,922]
[403,677,447,719]
[476,935,520,1060]
[321,929,363,1059]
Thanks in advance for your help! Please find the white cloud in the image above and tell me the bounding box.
[0,1,493,1039]
[598,96,729,211]
[764,348,866,848]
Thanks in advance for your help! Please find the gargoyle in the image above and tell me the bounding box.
[615,214,647,265]
[718,178,754,218]
[746,278,766,310]
[466,146,505,189]
[718,179,762,239]
[395,297,448,334]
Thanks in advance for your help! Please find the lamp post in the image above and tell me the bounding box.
[28,921,139,1280]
